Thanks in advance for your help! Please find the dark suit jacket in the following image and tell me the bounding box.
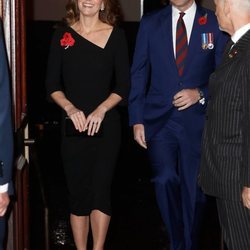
[199,30,250,201]
[128,4,228,141]
[0,20,13,191]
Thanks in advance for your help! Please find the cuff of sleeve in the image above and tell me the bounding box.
[198,88,205,105]
[0,183,9,193]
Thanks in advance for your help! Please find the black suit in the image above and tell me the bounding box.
[199,30,250,249]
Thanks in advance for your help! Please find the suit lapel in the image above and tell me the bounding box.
[208,41,236,99]
[160,5,211,77]
[184,6,207,75]
[215,40,234,71]
[217,30,250,70]
[160,7,179,75]
[210,31,250,99]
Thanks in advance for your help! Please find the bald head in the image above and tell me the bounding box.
[229,0,250,10]
[214,0,250,35]
[216,0,250,10]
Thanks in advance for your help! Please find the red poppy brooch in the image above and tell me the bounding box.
[60,32,75,49]
[198,13,208,25]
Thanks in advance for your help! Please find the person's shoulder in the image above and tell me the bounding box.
[55,25,69,34]
[196,5,224,37]
[111,26,127,43]
[197,5,218,24]
[247,30,250,47]
[0,19,3,37]
[243,30,250,57]
[141,5,171,24]
[49,24,74,48]
[50,24,71,40]
[112,26,125,36]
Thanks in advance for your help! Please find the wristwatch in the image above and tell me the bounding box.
[198,89,205,105]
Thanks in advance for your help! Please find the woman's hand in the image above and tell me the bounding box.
[83,93,122,136]
[50,91,86,132]
[65,104,86,132]
[84,106,106,136]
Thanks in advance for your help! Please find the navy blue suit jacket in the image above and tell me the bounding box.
[0,21,13,192]
[129,5,228,141]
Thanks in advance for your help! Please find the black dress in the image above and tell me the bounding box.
[46,26,130,216]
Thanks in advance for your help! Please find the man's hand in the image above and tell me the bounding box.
[173,89,200,110]
[133,124,147,149]
[242,186,250,209]
[0,192,9,216]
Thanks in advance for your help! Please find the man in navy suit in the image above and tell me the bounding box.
[128,0,228,249]
[0,20,13,248]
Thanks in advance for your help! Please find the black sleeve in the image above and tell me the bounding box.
[113,28,130,102]
[45,28,64,97]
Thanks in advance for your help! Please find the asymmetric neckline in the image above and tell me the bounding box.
[67,26,115,50]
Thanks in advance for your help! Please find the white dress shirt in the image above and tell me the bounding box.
[231,23,250,44]
[0,183,8,193]
[172,1,197,57]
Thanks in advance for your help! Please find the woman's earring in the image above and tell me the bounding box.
[100,2,105,11]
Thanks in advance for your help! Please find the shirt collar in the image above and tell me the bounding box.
[231,23,250,43]
[172,1,197,18]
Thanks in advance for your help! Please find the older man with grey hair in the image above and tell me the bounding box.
[199,0,250,249]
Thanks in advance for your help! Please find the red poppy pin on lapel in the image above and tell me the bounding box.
[199,13,208,25]
[60,32,75,49]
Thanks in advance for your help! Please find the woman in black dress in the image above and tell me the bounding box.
[46,0,130,249]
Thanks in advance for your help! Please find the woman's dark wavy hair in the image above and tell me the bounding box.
[63,0,122,26]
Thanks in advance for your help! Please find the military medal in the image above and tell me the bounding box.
[201,33,208,49]
[207,33,214,49]
[201,33,214,50]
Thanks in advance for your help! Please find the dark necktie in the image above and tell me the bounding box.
[176,12,188,76]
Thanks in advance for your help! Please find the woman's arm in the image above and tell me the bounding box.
[84,93,122,136]
[51,90,86,132]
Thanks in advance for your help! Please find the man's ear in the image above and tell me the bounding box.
[224,0,231,18]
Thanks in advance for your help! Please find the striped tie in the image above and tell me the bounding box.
[176,12,188,76]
